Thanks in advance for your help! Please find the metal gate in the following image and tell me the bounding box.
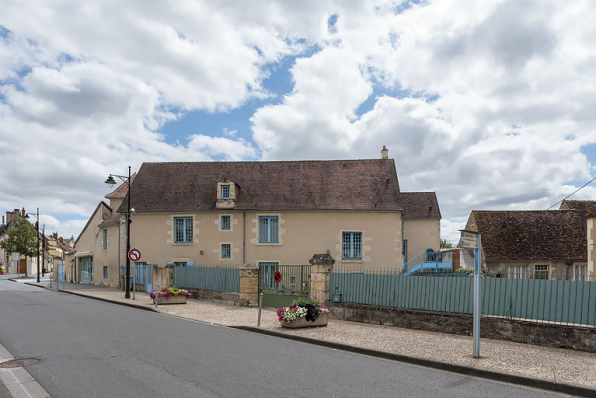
[258,264,310,308]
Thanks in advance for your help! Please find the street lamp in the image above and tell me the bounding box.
[25,208,41,283]
[105,166,132,299]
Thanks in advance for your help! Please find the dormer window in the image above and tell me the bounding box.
[221,185,231,199]
[216,178,240,209]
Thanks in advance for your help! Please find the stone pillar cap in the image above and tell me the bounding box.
[309,253,335,265]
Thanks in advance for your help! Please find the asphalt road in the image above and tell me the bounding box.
[0,278,567,398]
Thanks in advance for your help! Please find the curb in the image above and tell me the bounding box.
[59,290,158,313]
[231,326,596,398]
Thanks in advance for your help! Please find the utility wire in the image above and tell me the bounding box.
[547,174,596,210]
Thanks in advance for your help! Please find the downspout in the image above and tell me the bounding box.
[118,218,121,288]
[243,211,246,264]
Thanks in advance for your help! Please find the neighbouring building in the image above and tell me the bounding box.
[465,209,590,279]
[74,149,446,287]
[1,208,42,275]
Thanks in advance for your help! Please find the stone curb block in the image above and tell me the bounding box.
[59,290,158,313]
[231,326,596,398]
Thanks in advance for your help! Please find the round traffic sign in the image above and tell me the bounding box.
[274,271,282,283]
[128,248,141,262]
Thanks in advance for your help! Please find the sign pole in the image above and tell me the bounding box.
[473,233,482,358]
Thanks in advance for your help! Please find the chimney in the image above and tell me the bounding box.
[60,237,64,244]
[2,215,4,224]
[381,145,388,159]
[21,208,26,217]
[53,232,58,239]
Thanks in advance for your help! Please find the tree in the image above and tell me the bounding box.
[440,238,454,249]
[0,218,38,276]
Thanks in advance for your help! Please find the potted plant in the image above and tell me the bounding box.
[277,298,329,328]
[150,286,191,305]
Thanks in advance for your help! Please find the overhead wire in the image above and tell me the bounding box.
[546,174,596,210]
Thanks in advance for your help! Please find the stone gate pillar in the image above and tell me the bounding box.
[309,253,335,305]
[239,263,259,305]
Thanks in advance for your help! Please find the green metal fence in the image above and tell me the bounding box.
[330,267,596,327]
[258,264,310,308]
[173,266,240,292]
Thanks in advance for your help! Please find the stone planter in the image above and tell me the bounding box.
[156,295,187,305]
[281,312,328,328]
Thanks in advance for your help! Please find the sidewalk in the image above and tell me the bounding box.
[20,281,596,393]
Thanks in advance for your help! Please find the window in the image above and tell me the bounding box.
[103,266,108,279]
[402,240,408,264]
[575,265,587,281]
[221,215,231,230]
[102,229,108,249]
[534,264,548,280]
[222,244,231,259]
[507,265,527,279]
[174,262,187,267]
[259,216,279,243]
[342,232,362,259]
[259,262,279,289]
[221,185,231,199]
[174,217,193,243]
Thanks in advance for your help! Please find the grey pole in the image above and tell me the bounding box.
[36,208,40,283]
[155,282,159,308]
[257,292,264,327]
[473,233,482,358]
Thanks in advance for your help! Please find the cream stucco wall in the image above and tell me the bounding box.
[106,210,403,280]
[403,219,440,263]
[74,203,114,284]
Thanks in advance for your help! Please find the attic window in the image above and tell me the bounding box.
[221,185,231,199]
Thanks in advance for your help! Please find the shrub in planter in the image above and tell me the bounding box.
[277,298,329,328]
[150,286,191,300]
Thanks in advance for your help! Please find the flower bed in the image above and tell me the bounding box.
[277,298,329,328]
[150,287,191,305]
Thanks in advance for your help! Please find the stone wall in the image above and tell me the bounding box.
[328,302,596,353]
[186,288,248,307]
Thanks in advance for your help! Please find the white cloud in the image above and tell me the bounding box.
[1,0,595,243]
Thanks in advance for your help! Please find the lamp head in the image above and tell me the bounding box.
[105,175,116,188]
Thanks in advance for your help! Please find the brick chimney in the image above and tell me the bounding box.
[381,145,388,159]
[21,208,25,217]
[53,232,58,239]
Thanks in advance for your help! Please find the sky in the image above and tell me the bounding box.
[0,0,595,244]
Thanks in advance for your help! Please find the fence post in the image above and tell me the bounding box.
[239,263,259,305]
[257,292,263,327]
[309,253,335,305]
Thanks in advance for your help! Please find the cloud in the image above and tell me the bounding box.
[1,0,595,244]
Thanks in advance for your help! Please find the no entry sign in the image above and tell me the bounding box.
[128,248,141,262]
[274,271,282,283]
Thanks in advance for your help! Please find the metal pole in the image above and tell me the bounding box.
[36,208,40,283]
[42,224,45,277]
[257,292,263,327]
[155,282,159,308]
[125,166,131,299]
[473,233,482,358]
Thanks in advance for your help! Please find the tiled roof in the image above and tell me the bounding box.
[98,214,120,228]
[119,159,403,213]
[105,173,137,199]
[471,210,586,261]
[559,200,596,217]
[401,192,441,219]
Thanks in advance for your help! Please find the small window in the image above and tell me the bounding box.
[535,264,548,280]
[221,185,231,199]
[103,266,108,279]
[174,217,193,243]
[507,265,527,279]
[342,232,362,259]
[222,244,231,259]
[402,240,408,264]
[575,265,587,281]
[221,215,231,230]
[259,216,279,243]
[174,262,187,267]
[103,229,108,249]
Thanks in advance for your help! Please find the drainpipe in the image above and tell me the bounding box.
[118,219,121,288]
[243,211,246,264]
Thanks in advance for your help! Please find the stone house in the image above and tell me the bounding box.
[464,208,590,279]
[74,149,445,287]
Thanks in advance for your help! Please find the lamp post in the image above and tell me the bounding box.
[105,166,132,299]
[25,208,41,283]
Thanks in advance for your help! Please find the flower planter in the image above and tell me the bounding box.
[281,312,328,328]
[156,295,187,305]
